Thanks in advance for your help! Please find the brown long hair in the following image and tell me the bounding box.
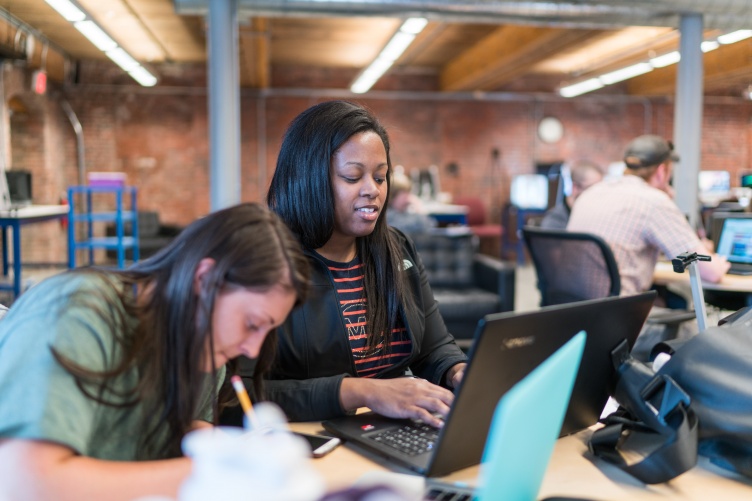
[53,203,309,459]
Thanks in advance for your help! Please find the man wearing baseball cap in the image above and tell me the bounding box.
[568,134,729,296]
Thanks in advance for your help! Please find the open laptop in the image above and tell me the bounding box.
[715,217,752,275]
[358,331,586,501]
[323,291,655,477]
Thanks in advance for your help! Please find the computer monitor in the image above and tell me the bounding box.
[510,174,548,210]
[698,170,730,206]
[6,170,32,207]
[741,173,752,189]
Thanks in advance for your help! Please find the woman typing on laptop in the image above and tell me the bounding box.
[228,100,467,429]
[0,203,310,501]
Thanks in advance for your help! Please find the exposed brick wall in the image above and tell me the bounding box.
[6,60,752,269]
[4,65,72,267]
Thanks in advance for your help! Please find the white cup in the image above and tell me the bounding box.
[179,403,325,501]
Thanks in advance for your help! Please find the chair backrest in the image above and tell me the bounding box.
[410,232,477,288]
[521,227,620,306]
[453,196,487,226]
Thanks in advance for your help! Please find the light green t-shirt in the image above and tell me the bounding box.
[0,272,223,461]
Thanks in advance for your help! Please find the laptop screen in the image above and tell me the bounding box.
[716,218,752,264]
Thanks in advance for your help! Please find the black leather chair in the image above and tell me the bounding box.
[409,231,515,347]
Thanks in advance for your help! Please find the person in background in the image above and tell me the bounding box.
[540,161,603,230]
[0,203,309,501]
[234,100,467,427]
[568,135,729,295]
[386,170,437,234]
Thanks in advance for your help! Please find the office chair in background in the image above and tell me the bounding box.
[521,227,696,355]
[521,227,619,306]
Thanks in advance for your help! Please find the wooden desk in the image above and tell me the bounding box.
[654,261,752,305]
[0,205,69,299]
[293,421,752,499]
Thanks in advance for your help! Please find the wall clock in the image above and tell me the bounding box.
[537,116,564,143]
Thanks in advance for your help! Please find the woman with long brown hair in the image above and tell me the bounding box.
[0,202,309,501]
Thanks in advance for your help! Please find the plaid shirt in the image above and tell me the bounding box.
[567,175,701,295]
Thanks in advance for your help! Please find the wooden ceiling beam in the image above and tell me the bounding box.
[440,25,600,91]
[627,40,752,96]
[239,17,269,89]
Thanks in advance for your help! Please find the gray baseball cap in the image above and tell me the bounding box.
[623,135,680,169]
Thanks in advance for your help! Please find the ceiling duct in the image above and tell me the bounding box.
[174,0,752,30]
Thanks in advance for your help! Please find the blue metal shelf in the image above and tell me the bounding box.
[67,185,139,269]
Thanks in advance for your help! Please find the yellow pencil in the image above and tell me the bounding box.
[230,375,259,429]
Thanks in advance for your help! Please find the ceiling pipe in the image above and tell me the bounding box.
[174,0,752,30]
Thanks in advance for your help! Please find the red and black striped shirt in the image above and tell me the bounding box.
[324,255,412,378]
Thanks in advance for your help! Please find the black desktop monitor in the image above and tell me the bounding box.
[6,170,32,206]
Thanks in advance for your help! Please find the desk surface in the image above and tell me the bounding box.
[654,261,752,294]
[0,204,69,219]
[292,421,752,500]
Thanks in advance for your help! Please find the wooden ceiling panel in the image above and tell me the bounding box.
[0,0,103,59]
[2,1,752,97]
[239,17,269,88]
[270,17,400,68]
[626,40,752,96]
[401,23,498,68]
[441,25,602,91]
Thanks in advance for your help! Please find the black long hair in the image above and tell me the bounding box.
[267,100,412,352]
[53,203,309,459]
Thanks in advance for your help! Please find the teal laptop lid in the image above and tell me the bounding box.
[476,330,586,501]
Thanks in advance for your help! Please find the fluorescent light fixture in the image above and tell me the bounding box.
[128,66,158,87]
[106,48,139,72]
[351,58,393,94]
[650,51,681,68]
[381,32,416,61]
[44,0,85,22]
[350,17,427,94]
[351,76,379,94]
[559,78,604,98]
[718,30,752,44]
[367,57,395,77]
[599,62,653,85]
[46,1,158,87]
[560,28,752,98]
[401,17,428,35]
[74,20,117,51]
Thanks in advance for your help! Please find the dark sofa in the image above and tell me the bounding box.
[409,231,516,347]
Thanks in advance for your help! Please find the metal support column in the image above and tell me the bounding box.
[672,13,704,229]
[207,0,241,210]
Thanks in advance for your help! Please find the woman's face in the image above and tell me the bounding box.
[203,284,296,371]
[329,131,389,242]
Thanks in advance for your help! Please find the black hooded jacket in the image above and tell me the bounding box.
[240,228,467,422]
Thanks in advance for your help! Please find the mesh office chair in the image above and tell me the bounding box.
[522,227,620,306]
[522,227,696,358]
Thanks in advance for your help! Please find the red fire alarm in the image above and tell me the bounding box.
[32,70,47,95]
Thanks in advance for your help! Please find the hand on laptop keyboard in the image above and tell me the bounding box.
[342,376,454,428]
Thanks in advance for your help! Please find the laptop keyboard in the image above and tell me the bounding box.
[366,423,439,456]
[424,485,474,500]
[729,263,752,275]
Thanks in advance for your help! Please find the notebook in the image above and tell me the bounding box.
[715,217,752,275]
[322,291,655,477]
